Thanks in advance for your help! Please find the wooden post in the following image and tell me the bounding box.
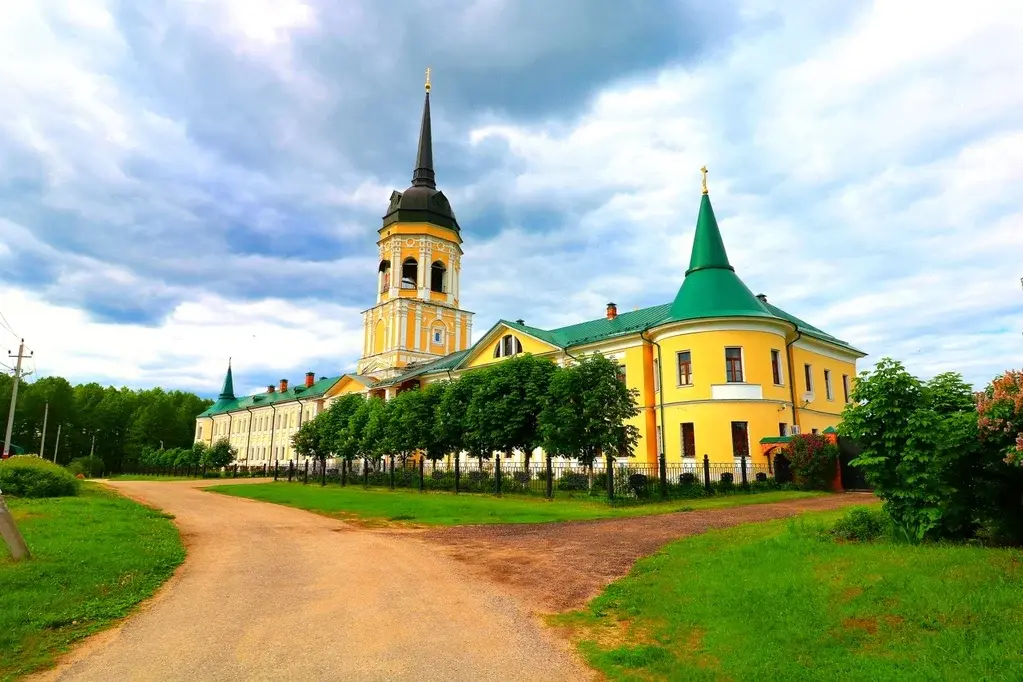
[0,494,30,561]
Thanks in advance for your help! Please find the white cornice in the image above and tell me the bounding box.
[649,318,790,343]
[793,338,863,363]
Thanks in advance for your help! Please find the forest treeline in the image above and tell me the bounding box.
[0,373,211,472]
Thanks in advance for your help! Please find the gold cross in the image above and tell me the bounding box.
[700,165,709,195]
[425,67,431,93]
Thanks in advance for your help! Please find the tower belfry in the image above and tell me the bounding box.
[356,72,474,379]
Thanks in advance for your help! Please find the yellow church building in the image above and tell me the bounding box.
[195,77,865,468]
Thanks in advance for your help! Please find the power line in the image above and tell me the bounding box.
[0,309,17,338]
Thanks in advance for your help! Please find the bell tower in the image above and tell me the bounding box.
[357,70,474,379]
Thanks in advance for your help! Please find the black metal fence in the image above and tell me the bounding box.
[119,463,272,479]
[269,454,790,502]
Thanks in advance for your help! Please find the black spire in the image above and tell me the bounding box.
[411,90,435,189]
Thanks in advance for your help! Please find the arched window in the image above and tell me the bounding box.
[493,334,523,358]
[378,259,391,293]
[430,260,446,293]
[401,258,417,289]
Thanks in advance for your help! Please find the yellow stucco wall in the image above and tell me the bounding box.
[462,329,559,369]
[789,342,857,433]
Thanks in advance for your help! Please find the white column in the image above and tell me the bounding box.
[465,315,473,349]
[399,302,409,349]
[414,303,423,351]
[453,312,461,353]
[418,239,429,299]
[390,243,400,294]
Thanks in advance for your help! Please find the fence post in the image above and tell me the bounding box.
[546,454,554,499]
[233,464,238,478]
[389,455,395,490]
[740,453,749,492]
[702,454,711,493]
[321,459,327,486]
[495,455,502,496]
[301,460,307,484]
[454,455,460,494]
[418,456,425,492]
[274,461,279,481]
[659,451,668,499]
[363,458,369,487]
[606,452,614,501]
[202,463,207,478]
[341,459,347,486]
[288,460,294,482]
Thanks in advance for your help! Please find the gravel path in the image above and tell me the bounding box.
[35,479,590,682]
[420,493,876,612]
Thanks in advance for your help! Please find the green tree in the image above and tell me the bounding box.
[292,418,329,465]
[435,373,483,463]
[320,394,365,463]
[839,359,985,541]
[202,438,236,469]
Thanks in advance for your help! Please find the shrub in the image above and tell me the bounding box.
[67,455,105,478]
[558,471,588,491]
[0,456,81,497]
[755,472,768,482]
[512,471,531,484]
[786,434,839,490]
[628,473,650,498]
[679,472,698,486]
[431,470,447,480]
[828,507,888,542]
[714,472,734,493]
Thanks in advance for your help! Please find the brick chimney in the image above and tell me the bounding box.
[267,384,275,393]
[305,371,315,388]
[279,378,289,393]
[606,302,618,320]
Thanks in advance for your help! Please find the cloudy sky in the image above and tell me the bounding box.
[1,0,1020,397]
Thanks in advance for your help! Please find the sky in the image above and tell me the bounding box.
[0,0,1021,398]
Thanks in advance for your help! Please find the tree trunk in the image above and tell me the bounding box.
[0,494,31,561]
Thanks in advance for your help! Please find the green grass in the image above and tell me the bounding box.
[0,484,185,681]
[553,506,1023,681]
[207,482,823,526]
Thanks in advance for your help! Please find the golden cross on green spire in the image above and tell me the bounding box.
[700,165,709,195]
[425,66,431,93]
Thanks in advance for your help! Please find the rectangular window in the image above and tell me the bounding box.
[779,423,788,437]
[771,349,783,385]
[681,423,696,459]
[824,369,833,400]
[653,359,660,392]
[843,374,850,403]
[730,421,750,459]
[725,347,744,383]
[811,428,819,435]
[616,364,627,384]
[677,351,692,386]
[804,364,813,392]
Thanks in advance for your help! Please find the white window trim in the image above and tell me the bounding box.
[771,349,785,386]
[824,369,834,401]
[676,350,693,387]
[804,363,814,393]
[724,346,746,384]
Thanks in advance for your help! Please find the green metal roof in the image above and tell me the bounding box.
[759,436,794,444]
[219,362,235,400]
[519,303,673,348]
[668,193,774,323]
[375,349,471,387]
[198,375,343,418]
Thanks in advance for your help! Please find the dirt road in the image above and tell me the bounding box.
[35,480,590,682]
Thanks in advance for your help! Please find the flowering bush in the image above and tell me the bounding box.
[786,433,839,490]
[977,370,1023,466]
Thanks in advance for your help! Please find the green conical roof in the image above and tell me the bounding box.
[218,361,235,401]
[668,192,773,322]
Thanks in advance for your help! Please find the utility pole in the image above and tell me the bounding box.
[3,340,33,460]
[53,424,61,464]
[39,402,49,460]
[0,340,32,561]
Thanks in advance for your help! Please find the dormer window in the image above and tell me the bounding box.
[493,334,523,358]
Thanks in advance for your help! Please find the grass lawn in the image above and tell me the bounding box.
[553,506,1023,681]
[0,484,185,681]
[207,482,824,526]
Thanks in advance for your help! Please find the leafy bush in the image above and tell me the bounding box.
[67,455,105,478]
[512,471,531,484]
[628,473,650,498]
[755,472,768,482]
[558,471,588,491]
[0,456,81,497]
[828,507,888,542]
[786,434,839,490]
[679,472,698,486]
[202,439,236,469]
